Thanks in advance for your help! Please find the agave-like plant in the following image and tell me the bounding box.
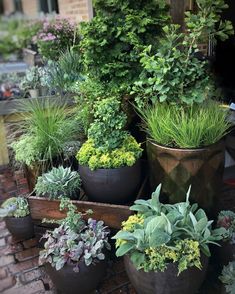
[35,166,81,200]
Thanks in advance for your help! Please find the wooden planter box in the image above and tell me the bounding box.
[28,176,149,231]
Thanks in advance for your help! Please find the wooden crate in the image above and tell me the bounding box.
[28,176,150,231]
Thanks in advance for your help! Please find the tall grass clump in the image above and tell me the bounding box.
[139,100,231,149]
[12,98,81,168]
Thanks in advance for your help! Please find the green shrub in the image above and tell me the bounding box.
[77,97,143,170]
[132,0,233,107]
[0,197,30,218]
[113,185,226,274]
[80,0,169,95]
[35,166,81,200]
[138,100,230,148]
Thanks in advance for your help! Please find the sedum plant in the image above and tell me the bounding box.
[76,98,142,170]
[219,262,235,294]
[39,198,110,272]
[133,0,234,107]
[217,210,235,244]
[0,197,30,218]
[113,185,226,274]
[35,166,81,200]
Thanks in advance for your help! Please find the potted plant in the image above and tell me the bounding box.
[39,198,110,294]
[133,0,234,210]
[0,197,34,240]
[76,97,143,204]
[20,66,41,98]
[216,210,235,265]
[219,261,235,294]
[113,185,226,294]
[11,98,82,191]
[35,166,81,200]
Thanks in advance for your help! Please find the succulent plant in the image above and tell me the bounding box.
[219,261,235,294]
[0,197,30,218]
[35,166,81,200]
[217,210,235,244]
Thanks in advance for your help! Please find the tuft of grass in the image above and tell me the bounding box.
[138,100,231,149]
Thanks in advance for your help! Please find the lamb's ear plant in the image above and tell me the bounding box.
[0,197,30,218]
[35,166,81,200]
[219,261,235,294]
[113,185,226,274]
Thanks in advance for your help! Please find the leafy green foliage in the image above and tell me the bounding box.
[113,185,226,274]
[219,262,235,294]
[138,100,230,148]
[35,166,81,200]
[0,197,30,218]
[77,136,142,170]
[88,98,127,151]
[79,0,169,94]
[20,66,41,90]
[217,211,235,244]
[12,98,81,168]
[133,0,234,106]
[39,198,110,271]
[77,98,142,170]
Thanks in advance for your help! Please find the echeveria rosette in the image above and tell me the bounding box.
[113,185,227,274]
[0,197,30,218]
[217,211,235,244]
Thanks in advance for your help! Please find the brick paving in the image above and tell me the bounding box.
[0,220,136,294]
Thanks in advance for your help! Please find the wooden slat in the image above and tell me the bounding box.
[28,196,133,230]
[0,116,9,165]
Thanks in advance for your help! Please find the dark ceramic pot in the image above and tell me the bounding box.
[147,140,225,210]
[5,215,34,240]
[124,255,208,294]
[78,161,141,204]
[45,260,107,294]
[216,240,235,266]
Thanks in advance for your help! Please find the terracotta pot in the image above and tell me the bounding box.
[124,254,208,294]
[5,215,34,240]
[147,140,225,210]
[78,161,141,204]
[45,260,107,294]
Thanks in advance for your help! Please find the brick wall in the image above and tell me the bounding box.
[21,0,38,17]
[0,166,29,205]
[58,0,93,22]
[2,0,15,15]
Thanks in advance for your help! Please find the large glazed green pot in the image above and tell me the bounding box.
[124,255,208,294]
[147,140,225,210]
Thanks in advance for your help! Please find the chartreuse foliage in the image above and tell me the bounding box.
[138,100,230,148]
[80,0,169,94]
[39,198,110,272]
[113,185,226,274]
[133,0,234,107]
[219,262,235,294]
[77,98,142,170]
[0,197,30,218]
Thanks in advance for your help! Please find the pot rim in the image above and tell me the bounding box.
[5,214,31,220]
[148,139,224,152]
[79,159,140,172]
